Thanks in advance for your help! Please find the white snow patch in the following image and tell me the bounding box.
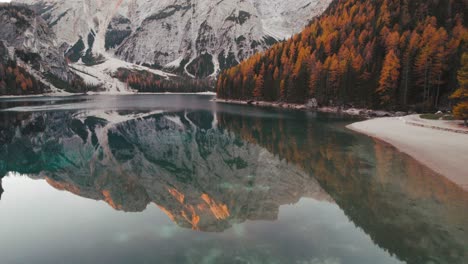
[210,55,220,78]
[71,55,176,94]
[165,115,184,128]
[74,110,165,125]
[164,57,184,69]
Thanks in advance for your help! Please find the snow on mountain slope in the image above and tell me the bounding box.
[15,0,330,79]
[70,55,176,94]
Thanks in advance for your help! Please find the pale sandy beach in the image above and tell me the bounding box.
[348,115,468,190]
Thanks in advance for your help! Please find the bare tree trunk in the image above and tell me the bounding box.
[424,62,429,109]
[404,64,409,106]
[435,72,441,108]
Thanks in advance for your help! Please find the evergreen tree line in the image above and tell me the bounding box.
[216,0,467,111]
[0,60,45,95]
[114,68,215,93]
[450,52,468,124]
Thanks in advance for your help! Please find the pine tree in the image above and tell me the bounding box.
[378,50,401,106]
[450,53,468,126]
[215,0,466,110]
[253,64,265,98]
[400,31,420,106]
[280,80,286,100]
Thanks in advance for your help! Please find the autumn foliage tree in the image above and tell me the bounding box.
[378,50,400,106]
[253,64,265,98]
[450,52,468,126]
[0,60,44,95]
[216,0,467,110]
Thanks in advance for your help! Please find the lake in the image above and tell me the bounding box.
[0,94,467,264]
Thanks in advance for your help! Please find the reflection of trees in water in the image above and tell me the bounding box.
[0,109,467,263]
[0,110,330,232]
[219,112,468,264]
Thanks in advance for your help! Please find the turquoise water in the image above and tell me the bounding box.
[0,95,466,264]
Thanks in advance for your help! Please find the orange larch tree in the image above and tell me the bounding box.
[378,50,401,106]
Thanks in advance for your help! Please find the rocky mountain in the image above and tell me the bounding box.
[0,5,77,95]
[12,0,330,87]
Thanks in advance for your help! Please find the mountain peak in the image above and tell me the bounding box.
[15,0,331,77]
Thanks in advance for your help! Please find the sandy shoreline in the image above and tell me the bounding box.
[215,99,468,189]
[348,116,468,191]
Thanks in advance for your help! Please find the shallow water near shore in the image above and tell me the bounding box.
[0,95,467,264]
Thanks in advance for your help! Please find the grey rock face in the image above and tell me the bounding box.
[15,0,331,77]
[0,5,72,82]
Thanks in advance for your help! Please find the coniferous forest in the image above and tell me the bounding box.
[216,0,467,111]
[0,60,45,95]
[114,68,215,93]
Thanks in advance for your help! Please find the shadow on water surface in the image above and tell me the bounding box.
[0,95,466,264]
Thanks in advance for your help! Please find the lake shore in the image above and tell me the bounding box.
[0,91,216,99]
[213,98,407,117]
[347,115,468,191]
[213,98,309,110]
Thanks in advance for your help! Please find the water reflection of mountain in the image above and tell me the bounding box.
[219,113,468,264]
[0,110,330,232]
[0,109,467,263]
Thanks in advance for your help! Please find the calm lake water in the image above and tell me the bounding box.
[0,95,467,264]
